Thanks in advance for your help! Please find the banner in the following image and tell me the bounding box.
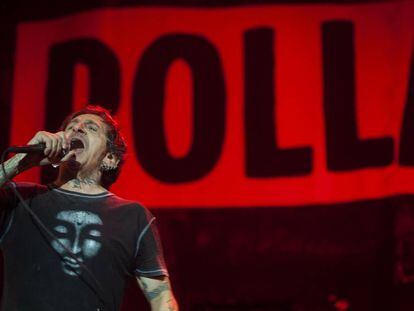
[5,2,414,207]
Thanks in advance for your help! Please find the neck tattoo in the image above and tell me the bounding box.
[69,178,98,189]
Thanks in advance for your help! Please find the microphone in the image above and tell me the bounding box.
[7,143,48,154]
[7,140,83,155]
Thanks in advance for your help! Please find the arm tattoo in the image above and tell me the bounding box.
[0,154,26,187]
[137,277,178,310]
[142,281,169,301]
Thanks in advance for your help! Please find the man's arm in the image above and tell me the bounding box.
[136,275,178,311]
[0,154,26,188]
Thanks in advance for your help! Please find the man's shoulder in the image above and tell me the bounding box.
[11,182,48,195]
[106,193,149,215]
[0,182,49,204]
[13,181,46,189]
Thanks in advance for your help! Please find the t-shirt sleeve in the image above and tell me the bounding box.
[133,207,169,278]
[0,182,44,244]
[0,183,18,243]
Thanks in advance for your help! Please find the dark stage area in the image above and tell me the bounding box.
[1,0,413,310]
[115,196,414,310]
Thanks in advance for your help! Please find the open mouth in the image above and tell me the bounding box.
[69,138,85,151]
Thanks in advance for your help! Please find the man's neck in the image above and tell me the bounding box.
[55,169,107,194]
[59,178,107,194]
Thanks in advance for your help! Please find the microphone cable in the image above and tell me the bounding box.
[1,148,113,311]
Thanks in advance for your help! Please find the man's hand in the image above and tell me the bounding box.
[21,131,79,169]
[0,131,76,188]
[25,131,74,167]
[136,276,178,311]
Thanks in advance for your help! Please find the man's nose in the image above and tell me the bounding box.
[72,123,86,134]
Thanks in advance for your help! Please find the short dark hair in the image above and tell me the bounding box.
[60,105,127,189]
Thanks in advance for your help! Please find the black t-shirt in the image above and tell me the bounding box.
[0,182,168,311]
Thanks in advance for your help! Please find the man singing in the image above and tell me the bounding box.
[0,106,178,310]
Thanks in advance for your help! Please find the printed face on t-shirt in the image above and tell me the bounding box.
[51,210,103,276]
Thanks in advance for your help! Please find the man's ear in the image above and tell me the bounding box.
[101,152,120,170]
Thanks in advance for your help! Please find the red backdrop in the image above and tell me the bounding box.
[8,2,414,207]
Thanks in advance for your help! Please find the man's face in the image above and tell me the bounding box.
[63,113,108,173]
[51,210,103,276]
